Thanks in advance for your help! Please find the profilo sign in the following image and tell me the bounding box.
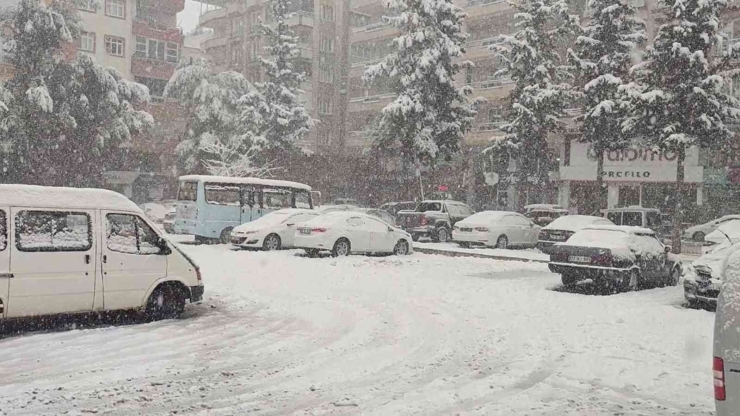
[559,142,704,183]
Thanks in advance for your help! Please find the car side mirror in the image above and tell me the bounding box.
[157,237,171,255]
[388,226,394,232]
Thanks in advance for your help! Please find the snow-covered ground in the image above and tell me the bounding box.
[0,246,715,415]
[415,241,550,262]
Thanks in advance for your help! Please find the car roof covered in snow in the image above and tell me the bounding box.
[179,175,312,191]
[583,225,656,235]
[543,215,613,231]
[0,185,142,212]
[524,203,563,211]
[601,205,661,213]
[265,208,317,215]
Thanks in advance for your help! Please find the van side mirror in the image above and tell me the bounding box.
[664,246,671,253]
[158,237,171,255]
[388,226,394,232]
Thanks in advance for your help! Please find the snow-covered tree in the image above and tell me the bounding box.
[363,0,478,170]
[200,140,276,178]
[240,0,312,157]
[567,0,645,210]
[622,0,740,252]
[164,57,253,174]
[0,0,153,186]
[488,0,579,201]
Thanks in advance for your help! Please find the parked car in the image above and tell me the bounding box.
[332,198,360,206]
[0,184,203,321]
[703,219,740,245]
[537,215,614,253]
[379,201,417,217]
[548,225,681,291]
[361,208,396,225]
[684,215,740,242]
[295,211,413,257]
[452,211,540,249]
[231,208,320,251]
[684,241,736,309]
[396,200,474,243]
[524,204,569,227]
[163,207,176,234]
[713,243,740,415]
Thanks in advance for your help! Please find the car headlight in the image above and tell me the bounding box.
[475,227,489,232]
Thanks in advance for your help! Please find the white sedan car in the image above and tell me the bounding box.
[684,215,740,241]
[294,211,414,257]
[452,211,541,249]
[230,209,320,251]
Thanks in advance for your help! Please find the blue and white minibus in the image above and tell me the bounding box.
[174,175,313,243]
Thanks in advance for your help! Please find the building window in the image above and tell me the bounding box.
[318,98,332,115]
[77,0,96,12]
[231,43,242,65]
[319,64,334,83]
[134,37,179,63]
[105,0,125,18]
[134,76,168,98]
[320,36,334,53]
[249,11,261,33]
[105,36,125,57]
[250,41,260,61]
[0,37,10,63]
[78,32,95,52]
[321,4,333,22]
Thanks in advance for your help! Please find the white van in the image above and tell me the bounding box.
[0,185,203,321]
[713,243,740,415]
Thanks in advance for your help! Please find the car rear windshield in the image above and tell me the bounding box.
[417,202,441,212]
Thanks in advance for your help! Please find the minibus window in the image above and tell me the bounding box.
[295,190,311,209]
[0,210,6,251]
[263,188,292,209]
[178,182,198,201]
[623,212,643,227]
[16,211,92,252]
[205,184,240,206]
[106,214,164,255]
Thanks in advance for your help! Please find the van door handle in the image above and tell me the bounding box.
[85,254,91,264]
[103,254,107,263]
[0,273,13,278]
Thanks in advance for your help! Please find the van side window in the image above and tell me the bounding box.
[178,181,198,201]
[0,210,6,251]
[16,211,92,252]
[106,214,162,255]
[295,190,311,209]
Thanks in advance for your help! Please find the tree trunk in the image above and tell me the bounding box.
[596,147,606,212]
[672,147,686,254]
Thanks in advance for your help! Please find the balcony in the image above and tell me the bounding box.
[467,0,506,6]
[348,93,396,112]
[350,23,400,43]
[466,36,505,59]
[199,7,227,28]
[131,56,177,80]
[133,19,183,43]
[203,36,228,50]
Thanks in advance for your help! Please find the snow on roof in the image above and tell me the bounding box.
[584,224,656,235]
[0,185,141,212]
[179,175,312,191]
[544,215,613,232]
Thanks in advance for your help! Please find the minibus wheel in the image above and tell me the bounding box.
[145,283,186,321]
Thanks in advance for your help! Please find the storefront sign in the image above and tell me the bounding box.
[560,142,703,183]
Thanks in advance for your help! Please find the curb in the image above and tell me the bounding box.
[414,247,549,264]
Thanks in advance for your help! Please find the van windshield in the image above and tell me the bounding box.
[178,181,198,202]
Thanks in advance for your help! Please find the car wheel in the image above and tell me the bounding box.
[495,235,508,249]
[262,234,281,251]
[393,240,410,255]
[561,273,577,287]
[458,242,471,248]
[693,232,705,242]
[219,227,234,244]
[145,284,186,321]
[332,239,351,257]
[433,227,450,243]
[620,269,639,292]
[305,249,319,258]
[666,266,681,286]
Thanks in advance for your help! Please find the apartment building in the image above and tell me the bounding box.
[197,0,350,152]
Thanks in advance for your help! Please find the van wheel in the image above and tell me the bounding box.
[219,227,234,244]
[263,234,281,251]
[145,284,186,321]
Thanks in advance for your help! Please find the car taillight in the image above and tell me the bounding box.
[715,356,726,401]
[196,267,202,283]
[591,254,612,266]
[475,227,489,232]
[312,227,327,233]
[420,216,428,226]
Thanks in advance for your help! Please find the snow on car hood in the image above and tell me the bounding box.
[543,215,611,232]
[686,242,733,282]
[705,220,740,245]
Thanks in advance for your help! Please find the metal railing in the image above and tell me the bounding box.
[466,0,506,6]
[351,21,391,33]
